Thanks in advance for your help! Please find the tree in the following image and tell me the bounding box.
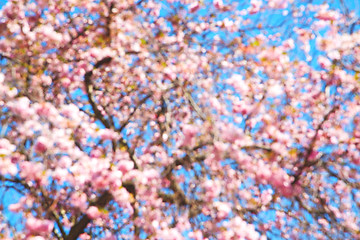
[0,0,359,239]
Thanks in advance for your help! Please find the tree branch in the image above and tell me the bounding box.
[84,57,113,129]
[65,191,113,240]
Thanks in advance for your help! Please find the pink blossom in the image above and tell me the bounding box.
[0,157,17,176]
[189,2,200,12]
[140,169,160,185]
[19,162,45,183]
[255,162,272,184]
[112,187,131,206]
[317,218,328,227]
[0,139,15,156]
[102,232,116,240]
[70,192,88,211]
[283,39,295,50]
[267,83,283,97]
[157,228,184,240]
[107,169,123,188]
[58,156,72,168]
[86,206,102,219]
[214,0,224,10]
[60,104,80,119]
[327,50,340,60]
[269,169,296,197]
[34,136,50,154]
[8,202,22,212]
[222,217,261,240]
[26,218,54,234]
[316,10,339,21]
[318,56,332,69]
[203,179,221,200]
[260,189,273,205]
[271,142,286,154]
[249,0,262,14]
[227,74,249,94]
[8,97,34,118]
[189,230,203,240]
[35,24,63,42]
[34,102,58,119]
[79,233,91,240]
[98,128,119,141]
[118,160,134,174]
[28,237,46,240]
[40,75,52,86]
[232,99,253,115]
[268,0,288,9]
[88,47,115,61]
[181,124,199,147]
[213,141,228,160]
[214,202,231,219]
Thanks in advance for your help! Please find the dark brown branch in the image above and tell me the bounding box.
[292,105,339,184]
[118,94,152,133]
[65,191,113,240]
[84,57,113,129]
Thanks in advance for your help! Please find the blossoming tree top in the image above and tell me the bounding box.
[0,0,359,239]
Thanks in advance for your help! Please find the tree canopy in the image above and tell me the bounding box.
[0,0,359,239]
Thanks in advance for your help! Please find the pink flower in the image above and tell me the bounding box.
[8,202,22,212]
[318,218,328,227]
[318,56,332,69]
[269,169,296,197]
[70,192,88,211]
[181,124,199,147]
[98,128,119,141]
[283,39,295,50]
[158,228,183,240]
[86,206,102,219]
[34,136,50,154]
[118,160,134,174]
[8,97,34,118]
[0,139,15,155]
[260,189,273,205]
[214,0,224,10]
[79,233,91,240]
[35,102,57,119]
[214,202,231,219]
[227,74,249,94]
[28,237,46,240]
[268,0,288,9]
[189,2,200,13]
[316,10,339,21]
[249,0,262,14]
[102,232,116,240]
[58,156,72,168]
[60,104,81,123]
[255,162,272,184]
[112,187,130,206]
[36,24,63,42]
[232,99,253,115]
[203,179,221,200]
[223,217,261,240]
[213,141,228,160]
[189,230,203,240]
[267,83,283,97]
[26,218,54,234]
[19,162,45,183]
[0,73,4,83]
[0,158,17,176]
